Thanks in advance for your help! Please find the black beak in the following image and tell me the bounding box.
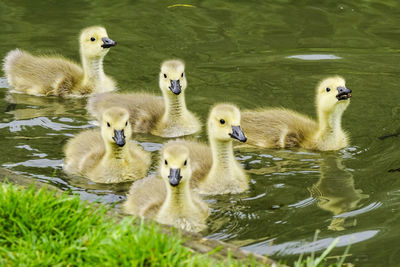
[169,80,181,95]
[168,168,182,187]
[112,129,125,147]
[229,125,247,142]
[101,37,117,48]
[336,86,352,101]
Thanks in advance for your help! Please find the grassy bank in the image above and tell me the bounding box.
[0,182,350,266]
[0,183,259,266]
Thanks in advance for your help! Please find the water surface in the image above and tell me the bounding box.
[1,1,400,265]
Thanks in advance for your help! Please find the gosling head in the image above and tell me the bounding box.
[161,143,192,187]
[208,104,247,142]
[316,76,352,115]
[159,59,187,96]
[101,107,131,147]
[79,26,116,58]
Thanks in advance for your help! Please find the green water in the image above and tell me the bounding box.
[1,0,400,265]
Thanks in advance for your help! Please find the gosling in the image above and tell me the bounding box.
[170,103,248,195]
[87,59,201,137]
[241,76,352,151]
[63,107,150,183]
[123,143,209,232]
[3,26,116,97]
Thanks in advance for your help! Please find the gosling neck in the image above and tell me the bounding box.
[81,53,106,86]
[161,180,193,213]
[209,137,236,172]
[161,90,188,123]
[317,104,347,139]
[103,139,129,160]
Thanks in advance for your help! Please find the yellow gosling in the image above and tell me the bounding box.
[123,143,209,232]
[87,59,201,137]
[241,76,352,151]
[3,26,116,97]
[196,104,248,194]
[63,107,150,183]
[168,104,248,195]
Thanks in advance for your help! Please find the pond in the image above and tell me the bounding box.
[1,0,400,265]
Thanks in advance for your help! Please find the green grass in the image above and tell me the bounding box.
[0,183,351,267]
[0,183,258,267]
[293,230,351,267]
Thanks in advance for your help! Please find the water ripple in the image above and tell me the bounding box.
[0,117,89,132]
[335,202,383,218]
[243,230,379,256]
[3,159,63,168]
[288,197,315,209]
[287,54,342,60]
[0,77,9,88]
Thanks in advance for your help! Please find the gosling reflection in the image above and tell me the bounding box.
[309,154,368,231]
[5,93,87,120]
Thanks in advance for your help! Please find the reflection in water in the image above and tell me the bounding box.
[63,172,132,195]
[5,93,88,120]
[309,154,368,231]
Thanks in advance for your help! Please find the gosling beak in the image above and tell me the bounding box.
[336,86,352,101]
[112,129,125,147]
[229,125,247,142]
[169,80,181,95]
[101,37,117,48]
[168,168,182,187]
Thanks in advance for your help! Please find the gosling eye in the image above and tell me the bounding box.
[326,87,331,92]
[125,121,128,126]
[107,122,111,127]
[90,37,96,42]
[163,74,167,79]
[165,160,168,165]
[181,73,184,78]
[220,119,225,125]
[184,160,187,166]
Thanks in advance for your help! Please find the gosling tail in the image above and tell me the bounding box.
[3,49,24,78]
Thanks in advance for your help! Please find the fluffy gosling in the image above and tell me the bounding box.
[87,59,201,137]
[3,26,116,97]
[168,104,248,195]
[241,76,352,151]
[123,143,209,232]
[63,107,150,183]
